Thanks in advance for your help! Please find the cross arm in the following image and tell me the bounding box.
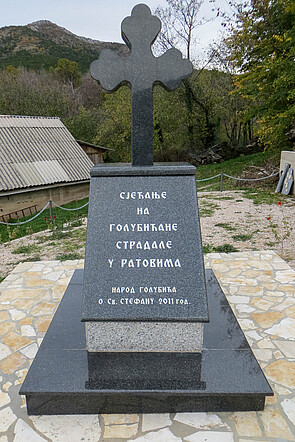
[155,48,193,91]
[90,50,127,92]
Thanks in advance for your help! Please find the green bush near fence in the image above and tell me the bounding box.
[0,198,89,243]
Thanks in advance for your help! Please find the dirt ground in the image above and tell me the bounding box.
[198,190,295,270]
[0,190,294,280]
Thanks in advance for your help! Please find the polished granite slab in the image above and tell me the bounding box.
[19,269,273,414]
[82,168,209,324]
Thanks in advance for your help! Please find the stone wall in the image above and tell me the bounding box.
[280,151,295,195]
[0,181,90,220]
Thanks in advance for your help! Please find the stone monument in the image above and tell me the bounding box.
[20,4,273,414]
[83,6,208,354]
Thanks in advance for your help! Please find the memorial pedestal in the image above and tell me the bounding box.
[82,163,209,353]
[20,162,273,414]
[19,269,273,414]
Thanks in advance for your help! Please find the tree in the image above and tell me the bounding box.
[224,0,295,150]
[153,85,192,160]
[0,67,77,117]
[53,58,82,91]
[93,88,132,162]
[154,1,220,153]
[154,0,209,61]
[64,106,104,143]
[78,73,102,108]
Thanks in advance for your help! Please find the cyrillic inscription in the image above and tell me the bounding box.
[103,188,185,308]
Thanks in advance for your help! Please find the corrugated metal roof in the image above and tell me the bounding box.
[0,116,64,128]
[0,115,94,191]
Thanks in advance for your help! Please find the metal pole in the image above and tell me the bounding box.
[220,172,223,192]
[49,200,53,222]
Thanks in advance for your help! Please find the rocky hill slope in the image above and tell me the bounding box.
[0,20,127,72]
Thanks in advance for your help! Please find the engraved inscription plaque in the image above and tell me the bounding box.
[82,166,208,323]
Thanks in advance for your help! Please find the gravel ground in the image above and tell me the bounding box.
[0,190,294,280]
[198,191,295,270]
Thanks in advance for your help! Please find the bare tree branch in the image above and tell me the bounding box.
[154,0,215,62]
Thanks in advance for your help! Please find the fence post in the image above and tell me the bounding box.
[220,172,224,192]
[49,200,53,222]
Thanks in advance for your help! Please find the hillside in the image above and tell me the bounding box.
[0,20,128,72]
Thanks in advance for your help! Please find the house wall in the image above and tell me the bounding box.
[87,152,103,164]
[280,151,295,195]
[80,145,103,164]
[0,181,90,220]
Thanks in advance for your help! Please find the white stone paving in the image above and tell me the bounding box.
[0,252,295,440]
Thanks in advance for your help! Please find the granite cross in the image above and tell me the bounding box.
[90,4,193,166]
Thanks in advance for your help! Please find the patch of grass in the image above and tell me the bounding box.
[200,208,215,217]
[62,243,80,253]
[214,244,239,253]
[197,183,220,192]
[243,189,292,205]
[215,222,237,231]
[7,260,21,266]
[232,233,253,242]
[68,219,84,228]
[210,196,235,201]
[269,223,278,228]
[22,254,41,262]
[12,244,41,255]
[56,252,83,261]
[37,235,50,243]
[199,201,219,217]
[0,275,6,283]
[203,244,215,254]
[203,243,239,254]
[196,150,280,191]
[50,231,72,240]
[266,241,276,247]
[73,228,87,240]
[0,197,89,243]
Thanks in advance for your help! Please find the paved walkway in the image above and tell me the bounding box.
[0,251,294,441]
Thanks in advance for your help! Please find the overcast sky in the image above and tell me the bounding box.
[1,1,230,58]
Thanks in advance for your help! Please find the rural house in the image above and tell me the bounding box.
[77,140,113,165]
[0,115,94,220]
